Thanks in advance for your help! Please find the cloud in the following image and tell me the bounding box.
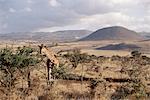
[49,0,60,7]
[38,12,149,32]
[9,8,16,13]
[0,0,150,33]
[57,0,115,15]
[23,7,32,12]
[27,0,33,4]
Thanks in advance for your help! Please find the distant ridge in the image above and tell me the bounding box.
[0,30,92,42]
[139,32,150,39]
[80,26,143,41]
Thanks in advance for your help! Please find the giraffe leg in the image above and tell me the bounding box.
[51,63,55,79]
[48,62,54,86]
[46,59,50,85]
[49,63,52,81]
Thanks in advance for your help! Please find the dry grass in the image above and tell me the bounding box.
[81,49,130,57]
[0,40,150,99]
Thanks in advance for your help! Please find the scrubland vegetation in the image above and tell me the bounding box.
[0,45,150,100]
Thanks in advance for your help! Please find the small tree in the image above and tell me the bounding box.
[0,46,40,92]
[0,48,17,93]
[51,63,68,79]
[131,50,141,58]
[63,48,91,92]
[63,49,90,68]
[15,46,40,87]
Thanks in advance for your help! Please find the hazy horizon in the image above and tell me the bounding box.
[0,25,149,34]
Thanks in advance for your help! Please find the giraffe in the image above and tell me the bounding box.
[38,44,59,82]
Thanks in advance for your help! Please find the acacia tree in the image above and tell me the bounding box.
[15,46,40,87]
[63,49,91,92]
[63,49,91,68]
[0,46,40,93]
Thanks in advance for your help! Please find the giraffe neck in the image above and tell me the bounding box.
[42,48,54,57]
[42,47,59,67]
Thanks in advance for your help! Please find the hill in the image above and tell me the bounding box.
[80,26,143,41]
[0,30,91,42]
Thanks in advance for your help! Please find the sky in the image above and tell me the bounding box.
[0,0,150,33]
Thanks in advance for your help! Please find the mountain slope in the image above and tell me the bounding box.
[80,26,143,41]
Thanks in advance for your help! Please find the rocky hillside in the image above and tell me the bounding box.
[80,26,143,41]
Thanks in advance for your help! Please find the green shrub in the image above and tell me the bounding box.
[0,46,40,91]
[63,49,91,68]
[52,64,68,79]
[131,50,141,58]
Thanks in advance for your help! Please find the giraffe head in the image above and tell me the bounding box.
[38,44,44,54]
[38,44,56,57]
[38,44,48,55]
